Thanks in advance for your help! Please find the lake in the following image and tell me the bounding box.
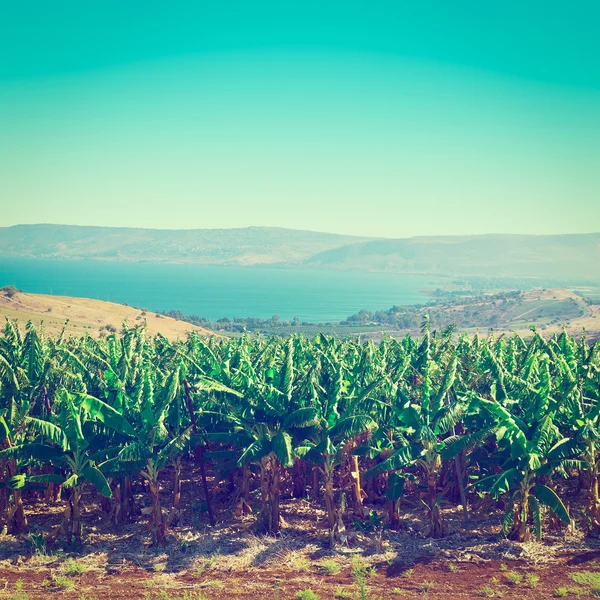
[0,257,433,322]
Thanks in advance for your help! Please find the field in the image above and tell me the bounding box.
[434,288,599,339]
[1,319,600,598]
[0,288,213,340]
[191,287,600,340]
[3,283,600,343]
[3,464,600,599]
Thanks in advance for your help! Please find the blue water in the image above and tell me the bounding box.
[0,257,431,322]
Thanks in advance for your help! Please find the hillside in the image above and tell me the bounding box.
[1,225,599,281]
[344,287,600,341]
[307,233,600,280]
[0,288,214,340]
[0,224,370,266]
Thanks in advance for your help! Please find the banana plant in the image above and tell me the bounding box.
[117,362,193,544]
[300,413,378,545]
[2,389,134,547]
[549,348,600,531]
[227,338,320,533]
[236,407,317,533]
[0,396,56,533]
[293,339,380,544]
[363,325,490,538]
[472,397,573,541]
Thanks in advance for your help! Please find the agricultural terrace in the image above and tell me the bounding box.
[2,318,600,599]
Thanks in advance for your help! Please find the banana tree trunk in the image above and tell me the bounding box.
[168,457,182,526]
[270,458,281,531]
[194,444,215,526]
[509,476,532,542]
[8,490,27,534]
[117,476,135,523]
[518,488,531,542]
[350,455,363,516]
[109,480,122,523]
[6,458,27,534]
[0,475,7,513]
[63,486,82,547]
[110,477,132,524]
[100,487,112,515]
[43,465,59,505]
[587,442,600,531]
[322,457,344,546]
[426,466,443,538]
[292,459,306,498]
[311,465,320,500]
[388,498,401,530]
[240,464,252,515]
[257,455,281,534]
[454,453,469,522]
[148,479,166,545]
[173,459,182,510]
[590,469,600,524]
[185,380,216,527]
[42,385,52,416]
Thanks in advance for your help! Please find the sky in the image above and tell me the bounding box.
[1,1,599,238]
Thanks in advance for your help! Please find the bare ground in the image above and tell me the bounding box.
[0,292,213,340]
[2,462,600,599]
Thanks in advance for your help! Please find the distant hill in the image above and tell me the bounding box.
[307,233,600,280]
[0,287,214,340]
[1,225,599,281]
[0,224,371,266]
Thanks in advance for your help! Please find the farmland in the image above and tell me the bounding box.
[1,320,600,598]
[161,287,600,340]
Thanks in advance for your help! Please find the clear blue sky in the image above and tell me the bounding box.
[1,1,599,237]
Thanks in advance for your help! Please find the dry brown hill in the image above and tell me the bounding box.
[0,289,214,340]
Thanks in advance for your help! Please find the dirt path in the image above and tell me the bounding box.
[2,552,600,599]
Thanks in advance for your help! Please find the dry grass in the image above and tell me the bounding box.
[0,292,214,340]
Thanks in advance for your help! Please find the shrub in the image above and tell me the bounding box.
[52,575,75,590]
[320,559,341,575]
[295,591,320,600]
[63,558,87,576]
[1,285,20,298]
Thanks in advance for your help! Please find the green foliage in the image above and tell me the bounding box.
[569,571,600,592]
[63,558,87,576]
[319,559,342,575]
[295,591,320,600]
[51,575,75,590]
[1,322,599,548]
[505,572,523,585]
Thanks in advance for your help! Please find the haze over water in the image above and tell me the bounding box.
[0,258,430,322]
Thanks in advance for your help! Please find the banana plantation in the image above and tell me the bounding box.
[1,317,599,551]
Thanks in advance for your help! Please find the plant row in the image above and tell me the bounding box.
[1,318,599,547]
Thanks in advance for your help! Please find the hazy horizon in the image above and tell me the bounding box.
[2,1,599,238]
[2,222,600,239]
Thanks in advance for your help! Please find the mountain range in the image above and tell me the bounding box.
[1,224,598,281]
